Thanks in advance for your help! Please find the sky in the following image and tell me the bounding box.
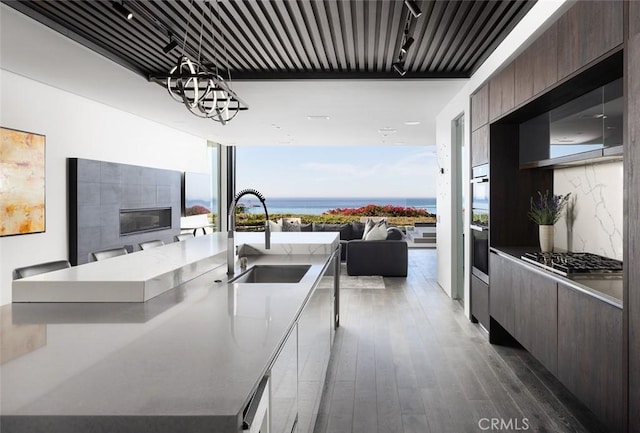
[236,145,438,198]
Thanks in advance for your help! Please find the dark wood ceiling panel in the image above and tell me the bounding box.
[271,1,312,70]
[458,0,513,71]
[413,1,447,71]
[299,0,330,70]
[338,0,356,71]
[430,0,474,72]
[438,0,486,71]
[312,1,338,71]
[326,0,347,70]
[423,1,463,71]
[4,0,536,79]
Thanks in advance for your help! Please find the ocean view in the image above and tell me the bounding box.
[241,197,437,215]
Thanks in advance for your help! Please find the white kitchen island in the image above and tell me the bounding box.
[12,232,339,302]
[2,232,340,433]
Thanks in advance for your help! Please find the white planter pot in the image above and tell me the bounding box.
[539,225,554,252]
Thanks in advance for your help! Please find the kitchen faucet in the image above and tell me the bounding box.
[228,189,271,275]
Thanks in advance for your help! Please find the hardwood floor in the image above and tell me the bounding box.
[314,249,610,433]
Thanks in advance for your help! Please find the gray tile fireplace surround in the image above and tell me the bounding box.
[69,158,181,265]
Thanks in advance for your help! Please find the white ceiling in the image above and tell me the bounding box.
[0,4,467,147]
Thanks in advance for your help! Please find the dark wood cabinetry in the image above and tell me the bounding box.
[557,0,623,80]
[626,2,640,431]
[490,253,557,375]
[471,84,489,131]
[514,43,534,107]
[515,22,558,107]
[513,266,557,375]
[489,252,514,333]
[532,23,558,97]
[489,63,515,121]
[471,274,489,330]
[470,124,489,167]
[475,1,629,431]
[490,253,623,431]
[557,283,624,433]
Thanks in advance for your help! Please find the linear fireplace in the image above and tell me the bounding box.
[120,207,172,236]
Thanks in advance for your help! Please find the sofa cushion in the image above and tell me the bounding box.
[312,223,352,240]
[350,222,365,239]
[300,223,313,232]
[386,227,405,240]
[364,220,388,240]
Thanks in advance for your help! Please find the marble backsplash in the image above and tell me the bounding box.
[553,160,623,260]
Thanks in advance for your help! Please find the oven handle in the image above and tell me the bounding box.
[470,177,489,184]
[470,224,488,232]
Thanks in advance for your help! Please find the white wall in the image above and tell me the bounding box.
[0,71,208,305]
[435,0,569,316]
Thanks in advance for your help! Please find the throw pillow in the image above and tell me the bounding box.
[268,220,282,232]
[364,220,387,241]
[282,220,301,232]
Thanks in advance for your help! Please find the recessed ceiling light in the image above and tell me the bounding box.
[378,127,397,134]
[307,115,330,120]
[404,121,420,126]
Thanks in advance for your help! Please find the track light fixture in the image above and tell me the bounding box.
[401,37,414,55]
[162,36,179,54]
[392,62,407,76]
[112,1,133,20]
[404,0,422,18]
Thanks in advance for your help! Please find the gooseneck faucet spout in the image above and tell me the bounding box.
[228,189,271,275]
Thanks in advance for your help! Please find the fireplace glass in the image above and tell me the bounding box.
[120,207,171,236]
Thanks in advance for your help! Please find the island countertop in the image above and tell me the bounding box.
[1,233,339,433]
[12,232,339,302]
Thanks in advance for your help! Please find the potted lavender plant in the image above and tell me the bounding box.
[528,190,571,252]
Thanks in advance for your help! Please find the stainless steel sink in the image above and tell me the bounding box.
[231,265,311,284]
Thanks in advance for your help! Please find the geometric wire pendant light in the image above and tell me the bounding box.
[153,0,247,125]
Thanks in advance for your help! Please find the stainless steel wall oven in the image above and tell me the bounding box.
[471,164,489,281]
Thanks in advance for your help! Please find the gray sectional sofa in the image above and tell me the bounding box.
[296,221,408,277]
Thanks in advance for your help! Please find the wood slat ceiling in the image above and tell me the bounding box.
[5,0,536,80]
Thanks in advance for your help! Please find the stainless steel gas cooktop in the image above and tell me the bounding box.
[520,252,623,277]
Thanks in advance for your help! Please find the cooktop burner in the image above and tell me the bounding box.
[521,252,623,277]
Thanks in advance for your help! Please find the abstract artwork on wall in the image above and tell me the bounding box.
[0,127,46,236]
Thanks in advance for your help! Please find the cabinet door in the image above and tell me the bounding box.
[557,0,623,79]
[471,84,489,131]
[532,22,558,96]
[471,274,489,330]
[270,326,298,433]
[471,124,489,167]
[297,285,332,433]
[514,44,534,107]
[513,267,557,375]
[489,63,515,121]
[557,284,623,432]
[628,2,640,431]
[489,253,515,334]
